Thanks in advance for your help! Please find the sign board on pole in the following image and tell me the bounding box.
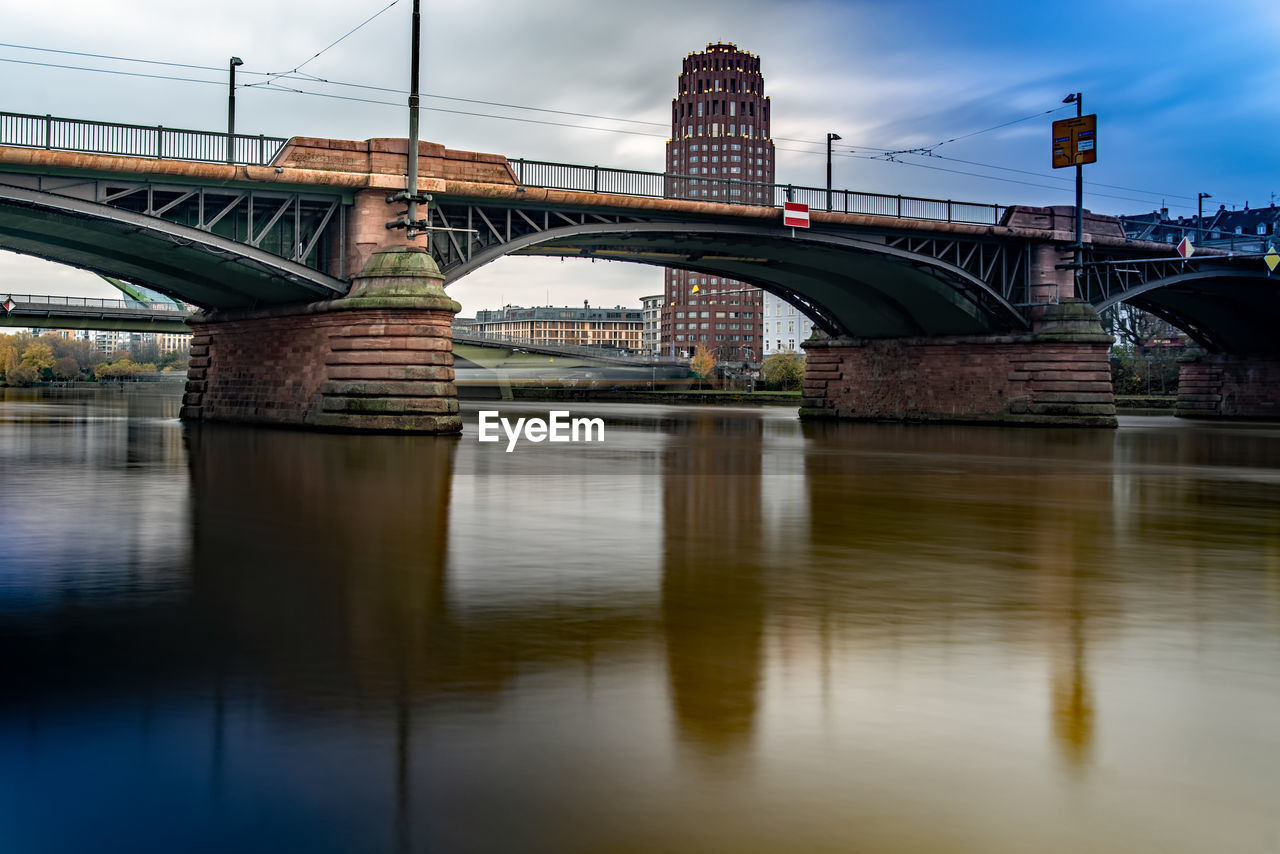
[1052,114,1098,168]
[783,201,810,229]
[1176,236,1194,259]
[1265,246,1279,272]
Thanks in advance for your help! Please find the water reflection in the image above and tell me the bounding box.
[0,386,188,617]
[187,425,457,854]
[662,410,765,764]
[2,390,1280,852]
[799,424,1117,774]
[186,425,456,708]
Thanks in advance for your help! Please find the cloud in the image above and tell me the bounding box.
[2,0,1275,307]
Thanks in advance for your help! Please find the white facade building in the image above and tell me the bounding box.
[761,292,815,356]
[640,294,663,357]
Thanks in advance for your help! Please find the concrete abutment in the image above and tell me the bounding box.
[180,245,463,434]
[800,301,1118,427]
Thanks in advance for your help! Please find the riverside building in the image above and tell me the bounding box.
[660,42,774,362]
[762,292,815,356]
[471,302,643,352]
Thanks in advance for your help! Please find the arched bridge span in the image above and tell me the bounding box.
[426,207,1036,338]
[0,174,347,310]
[1084,255,1280,355]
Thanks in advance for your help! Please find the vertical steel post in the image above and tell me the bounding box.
[406,0,421,235]
[1074,92,1083,255]
[826,132,841,212]
[227,57,243,165]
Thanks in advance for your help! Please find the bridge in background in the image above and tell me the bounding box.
[452,328,677,366]
[1,110,1276,427]
[0,288,665,369]
[0,292,190,333]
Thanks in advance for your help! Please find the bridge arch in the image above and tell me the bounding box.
[0,183,346,310]
[433,217,1032,339]
[1095,268,1280,355]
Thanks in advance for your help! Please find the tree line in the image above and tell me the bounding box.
[688,344,805,391]
[0,332,190,386]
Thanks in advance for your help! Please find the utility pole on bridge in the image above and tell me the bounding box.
[227,56,243,165]
[386,0,432,239]
[1054,92,1095,296]
[1063,92,1083,256]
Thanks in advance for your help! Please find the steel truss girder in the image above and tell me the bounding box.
[1080,248,1280,353]
[0,181,347,306]
[882,234,1031,310]
[1079,249,1273,308]
[0,172,344,271]
[427,200,648,275]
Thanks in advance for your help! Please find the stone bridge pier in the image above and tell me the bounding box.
[1177,355,1280,419]
[801,242,1118,427]
[180,245,462,433]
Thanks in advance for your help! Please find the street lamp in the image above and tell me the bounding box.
[1197,192,1212,238]
[227,56,244,165]
[826,132,842,211]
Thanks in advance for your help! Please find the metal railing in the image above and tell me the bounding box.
[509,158,1006,225]
[0,109,1003,222]
[3,294,191,313]
[0,111,288,166]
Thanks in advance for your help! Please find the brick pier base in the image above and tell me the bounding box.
[800,301,1116,427]
[180,245,462,434]
[1177,355,1280,419]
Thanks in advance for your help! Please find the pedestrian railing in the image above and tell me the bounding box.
[0,110,1005,222]
[508,158,1006,225]
[3,293,191,314]
[0,110,288,166]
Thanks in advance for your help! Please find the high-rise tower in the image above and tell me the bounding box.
[661,42,774,362]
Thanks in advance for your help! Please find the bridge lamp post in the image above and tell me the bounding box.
[227,56,244,165]
[1197,192,1211,239]
[1062,93,1083,254]
[826,133,842,211]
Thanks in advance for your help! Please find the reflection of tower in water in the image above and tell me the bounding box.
[798,422,1110,773]
[661,412,766,763]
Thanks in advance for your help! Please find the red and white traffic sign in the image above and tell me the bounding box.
[783,201,810,229]
[1176,236,1194,259]
[2,297,14,314]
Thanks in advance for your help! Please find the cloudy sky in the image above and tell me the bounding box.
[2,0,1277,313]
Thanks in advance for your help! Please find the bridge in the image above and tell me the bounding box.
[0,288,669,369]
[452,328,677,366]
[2,110,1276,429]
[0,292,191,333]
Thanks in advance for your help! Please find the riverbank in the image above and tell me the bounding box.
[485,387,803,406]
[470,388,1176,411]
[1115,395,1176,415]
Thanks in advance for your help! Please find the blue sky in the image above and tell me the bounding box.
[1,0,1276,310]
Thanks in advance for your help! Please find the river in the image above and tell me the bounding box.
[1,386,1278,853]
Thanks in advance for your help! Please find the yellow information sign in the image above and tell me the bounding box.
[1052,114,1097,168]
[1265,246,1279,272]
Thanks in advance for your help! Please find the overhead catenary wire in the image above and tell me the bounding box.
[0,42,671,130]
[0,44,1243,211]
[264,0,402,78]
